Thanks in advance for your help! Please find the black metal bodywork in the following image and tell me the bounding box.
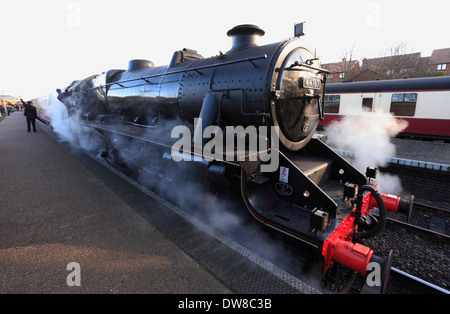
[69,25,327,151]
[58,24,374,266]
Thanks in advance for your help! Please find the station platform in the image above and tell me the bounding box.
[316,132,450,172]
[388,137,450,170]
[0,112,232,294]
[0,112,319,295]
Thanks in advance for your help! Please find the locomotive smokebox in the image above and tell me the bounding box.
[227,24,265,51]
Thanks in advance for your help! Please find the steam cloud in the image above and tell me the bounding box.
[326,112,408,194]
[42,92,103,153]
[41,87,362,290]
[40,92,291,270]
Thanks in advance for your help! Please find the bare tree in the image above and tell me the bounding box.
[323,43,361,81]
[341,43,360,80]
[362,43,420,80]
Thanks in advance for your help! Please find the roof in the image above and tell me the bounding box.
[1,95,20,100]
[417,56,430,67]
[325,76,450,93]
[322,60,359,73]
[429,48,450,64]
[361,52,421,70]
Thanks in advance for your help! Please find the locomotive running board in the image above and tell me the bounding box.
[239,138,367,247]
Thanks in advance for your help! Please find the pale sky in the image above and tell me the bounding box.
[1,0,449,100]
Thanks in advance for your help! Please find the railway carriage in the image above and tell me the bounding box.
[321,77,450,140]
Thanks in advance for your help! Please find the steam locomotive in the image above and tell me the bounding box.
[42,24,413,293]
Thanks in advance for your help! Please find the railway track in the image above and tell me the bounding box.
[366,201,450,293]
[390,267,450,294]
[386,202,450,240]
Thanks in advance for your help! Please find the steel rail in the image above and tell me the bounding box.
[391,267,450,294]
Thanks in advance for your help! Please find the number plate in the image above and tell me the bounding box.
[300,77,321,89]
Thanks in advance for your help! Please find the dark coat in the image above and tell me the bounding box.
[23,102,37,119]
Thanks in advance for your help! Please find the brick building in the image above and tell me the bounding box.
[322,48,450,82]
[428,48,450,75]
[323,60,360,83]
[358,52,421,80]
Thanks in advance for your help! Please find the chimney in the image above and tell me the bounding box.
[127,59,154,72]
[227,24,265,51]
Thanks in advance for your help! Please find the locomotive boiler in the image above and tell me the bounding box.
[54,24,413,293]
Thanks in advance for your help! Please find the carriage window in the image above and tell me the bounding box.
[362,98,373,112]
[324,94,341,113]
[390,93,417,116]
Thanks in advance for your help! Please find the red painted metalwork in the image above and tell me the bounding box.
[329,239,374,276]
[377,193,402,214]
[322,188,376,274]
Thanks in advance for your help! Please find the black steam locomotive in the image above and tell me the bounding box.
[52,24,413,292]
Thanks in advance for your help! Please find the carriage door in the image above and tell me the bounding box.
[362,96,374,112]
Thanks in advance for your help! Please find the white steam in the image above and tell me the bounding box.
[326,112,408,194]
[37,91,326,278]
[42,92,103,153]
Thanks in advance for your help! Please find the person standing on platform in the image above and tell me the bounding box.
[21,99,37,132]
